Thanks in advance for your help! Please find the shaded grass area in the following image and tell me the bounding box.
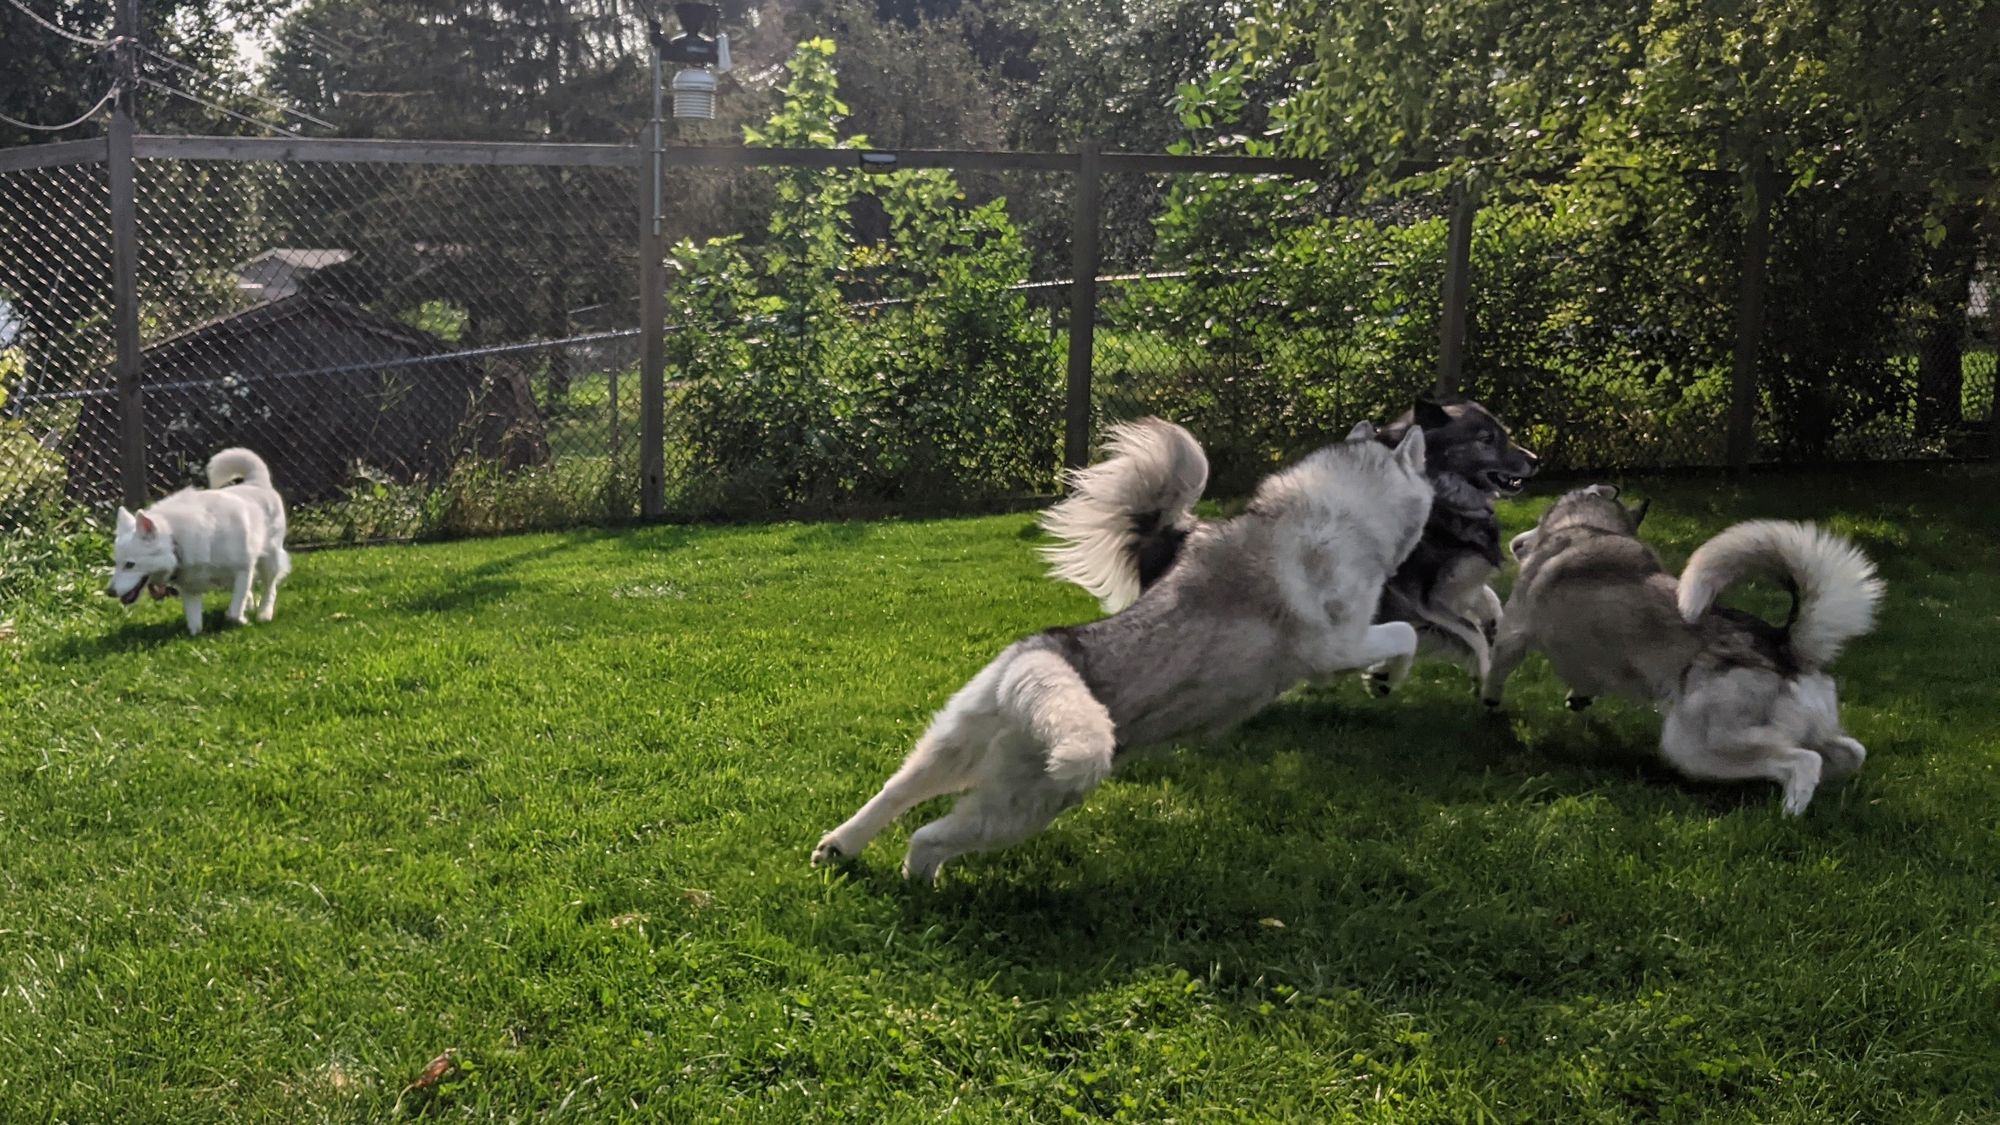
[0,466,1996,1120]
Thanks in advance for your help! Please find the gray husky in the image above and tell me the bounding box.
[1481,485,1883,814]
[1041,396,1537,691]
[812,421,1433,881]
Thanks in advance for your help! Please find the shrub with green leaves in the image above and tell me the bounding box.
[666,39,1060,517]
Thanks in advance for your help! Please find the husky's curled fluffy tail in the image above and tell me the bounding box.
[1039,418,1208,612]
[207,448,274,490]
[1678,520,1884,669]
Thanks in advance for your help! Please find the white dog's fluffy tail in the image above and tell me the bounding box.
[1679,520,1884,669]
[996,649,1118,789]
[207,447,273,490]
[1039,418,1208,613]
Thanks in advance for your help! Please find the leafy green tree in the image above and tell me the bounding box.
[668,39,1058,513]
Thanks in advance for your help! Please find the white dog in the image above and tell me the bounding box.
[105,448,291,635]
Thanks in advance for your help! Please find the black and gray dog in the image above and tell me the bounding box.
[1040,394,1538,692]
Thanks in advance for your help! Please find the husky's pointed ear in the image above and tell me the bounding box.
[115,507,136,535]
[1413,395,1453,430]
[1509,529,1538,561]
[135,511,157,538]
[1394,425,1426,471]
[1629,497,1652,530]
[1585,483,1620,500]
[1346,420,1377,442]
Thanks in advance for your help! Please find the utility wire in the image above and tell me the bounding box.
[0,86,117,132]
[3,0,115,48]
[139,77,302,138]
[141,47,336,131]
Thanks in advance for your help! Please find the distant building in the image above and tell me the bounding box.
[234,248,354,304]
[67,294,547,504]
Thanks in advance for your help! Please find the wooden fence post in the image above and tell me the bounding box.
[1062,138,1101,473]
[1726,156,1775,474]
[109,0,145,509]
[1435,178,1477,399]
[637,117,667,519]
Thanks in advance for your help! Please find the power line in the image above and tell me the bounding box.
[141,46,336,131]
[2,0,115,48]
[0,86,117,132]
[139,77,302,138]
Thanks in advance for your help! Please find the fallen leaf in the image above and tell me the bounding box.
[1258,917,1286,929]
[682,888,714,910]
[330,612,351,621]
[608,912,649,929]
[392,1049,459,1113]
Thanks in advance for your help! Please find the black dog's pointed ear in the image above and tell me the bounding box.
[1629,497,1652,530]
[1413,396,1453,430]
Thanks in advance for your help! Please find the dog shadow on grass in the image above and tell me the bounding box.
[804,675,1924,1001]
[42,615,210,662]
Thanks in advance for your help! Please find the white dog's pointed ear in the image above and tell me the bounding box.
[1509,529,1538,561]
[115,507,136,535]
[135,511,157,538]
[1394,425,1425,471]
[1346,420,1377,442]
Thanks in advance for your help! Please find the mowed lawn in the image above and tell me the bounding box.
[1,467,1997,1122]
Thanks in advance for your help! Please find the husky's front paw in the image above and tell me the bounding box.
[810,835,850,868]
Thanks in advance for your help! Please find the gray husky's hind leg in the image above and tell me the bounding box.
[1662,712,1826,816]
[901,766,1083,884]
[813,704,987,867]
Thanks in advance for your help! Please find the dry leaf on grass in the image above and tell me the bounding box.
[392,1049,459,1114]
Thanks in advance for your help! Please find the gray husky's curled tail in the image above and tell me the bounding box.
[207,447,274,490]
[1039,418,1208,613]
[1678,520,1884,669]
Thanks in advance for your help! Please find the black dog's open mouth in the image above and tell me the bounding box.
[1481,470,1528,496]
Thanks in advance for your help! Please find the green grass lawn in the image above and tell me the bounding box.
[1,466,1997,1121]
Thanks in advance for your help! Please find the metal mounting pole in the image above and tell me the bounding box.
[637,51,667,519]
[1062,138,1101,473]
[109,0,146,508]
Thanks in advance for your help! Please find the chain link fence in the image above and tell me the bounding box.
[2,137,1994,548]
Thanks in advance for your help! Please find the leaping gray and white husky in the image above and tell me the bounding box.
[812,421,1432,881]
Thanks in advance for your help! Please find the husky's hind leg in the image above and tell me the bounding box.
[225,568,254,626]
[257,547,291,622]
[900,648,1116,883]
[1662,711,1825,816]
[902,767,1085,884]
[813,707,989,868]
